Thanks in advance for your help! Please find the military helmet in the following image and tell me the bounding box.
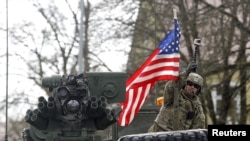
[186,72,203,87]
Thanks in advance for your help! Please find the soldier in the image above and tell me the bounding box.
[148,63,205,132]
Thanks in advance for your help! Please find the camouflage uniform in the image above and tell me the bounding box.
[148,73,205,132]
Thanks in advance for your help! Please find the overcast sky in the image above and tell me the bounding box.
[0,0,46,122]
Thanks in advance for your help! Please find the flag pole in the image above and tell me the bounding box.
[156,8,179,106]
[173,8,177,19]
[172,8,181,130]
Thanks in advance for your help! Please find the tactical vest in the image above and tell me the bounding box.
[154,89,205,131]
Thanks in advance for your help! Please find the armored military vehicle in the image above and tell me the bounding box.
[22,72,207,141]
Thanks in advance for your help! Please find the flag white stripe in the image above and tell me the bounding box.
[143,62,179,72]
[132,70,179,84]
[120,89,134,126]
[154,53,180,60]
[129,87,142,124]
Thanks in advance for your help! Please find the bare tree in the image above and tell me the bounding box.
[3,0,136,140]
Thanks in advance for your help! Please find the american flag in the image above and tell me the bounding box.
[117,19,181,126]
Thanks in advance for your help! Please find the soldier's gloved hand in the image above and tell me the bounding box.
[186,61,197,75]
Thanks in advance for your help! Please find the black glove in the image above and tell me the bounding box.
[186,61,197,75]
